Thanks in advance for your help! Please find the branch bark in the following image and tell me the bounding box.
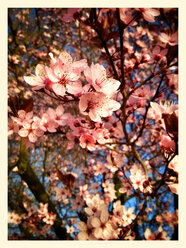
[17,139,69,240]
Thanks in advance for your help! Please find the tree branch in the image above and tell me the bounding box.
[17,139,69,240]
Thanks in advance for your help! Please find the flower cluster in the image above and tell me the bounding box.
[10,105,68,145]
[8,7,178,240]
[24,51,121,124]
[77,195,136,240]
[38,203,56,225]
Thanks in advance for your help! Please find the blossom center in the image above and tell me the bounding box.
[59,75,68,86]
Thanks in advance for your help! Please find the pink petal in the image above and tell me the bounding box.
[94,228,101,239]
[87,143,96,151]
[161,48,168,56]
[35,64,45,77]
[91,217,100,228]
[47,108,56,118]
[47,126,57,133]
[89,109,102,123]
[54,59,64,78]
[159,33,169,43]
[72,59,88,72]
[84,207,93,216]
[67,72,80,81]
[150,102,164,114]
[100,209,109,223]
[34,128,44,137]
[45,67,59,83]
[79,95,88,112]
[59,51,73,65]
[24,76,44,87]
[77,232,88,240]
[66,81,82,95]
[56,105,64,116]
[78,221,87,232]
[143,12,155,22]
[106,99,121,111]
[84,67,93,84]
[18,110,26,119]
[168,184,178,194]
[153,46,160,55]
[18,128,28,137]
[25,111,33,121]
[52,84,66,96]
[28,132,37,143]
[22,121,31,129]
[148,8,160,16]
[79,142,86,149]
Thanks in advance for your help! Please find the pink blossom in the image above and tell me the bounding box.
[168,155,178,173]
[122,207,136,226]
[130,164,146,191]
[93,127,110,144]
[79,92,121,123]
[167,74,178,95]
[79,134,96,151]
[104,116,124,139]
[11,110,33,126]
[67,226,75,234]
[43,212,56,225]
[8,211,24,224]
[159,31,178,46]
[119,179,132,196]
[150,101,178,119]
[102,180,116,202]
[131,86,155,102]
[106,152,126,171]
[91,208,113,240]
[24,51,87,97]
[79,184,89,199]
[77,217,96,240]
[38,203,48,218]
[8,118,19,136]
[45,51,86,96]
[93,161,106,176]
[37,113,58,133]
[137,8,160,22]
[167,183,178,194]
[160,134,175,151]
[112,200,126,225]
[24,64,47,90]
[119,8,137,26]
[84,194,106,216]
[18,120,44,143]
[62,8,82,22]
[148,46,168,63]
[66,131,81,150]
[84,63,120,97]
[54,186,71,203]
[46,105,68,126]
[144,226,170,240]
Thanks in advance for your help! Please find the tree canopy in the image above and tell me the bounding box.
[8,8,178,240]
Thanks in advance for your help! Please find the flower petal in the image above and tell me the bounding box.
[18,128,28,137]
[52,84,66,96]
[28,132,37,143]
[24,76,44,87]
[91,217,101,228]
[45,66,59,83]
